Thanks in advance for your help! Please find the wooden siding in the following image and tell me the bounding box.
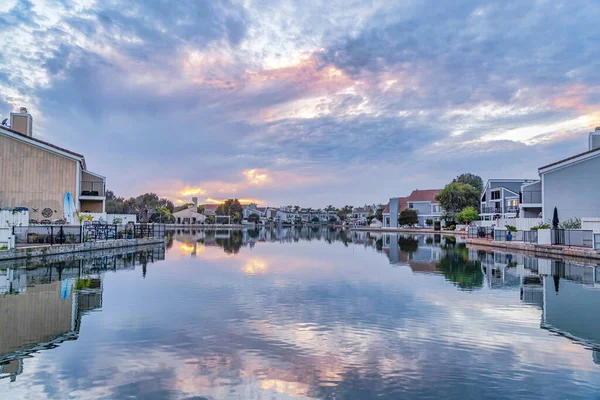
[0,134,77,220]
[80,199,103,213]
[0,281,73,355]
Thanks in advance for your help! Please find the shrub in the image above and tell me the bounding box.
[455,206,479,225]
[399,209,419,226]
[425,219,434,226]
[559,218,582,230]
[505,225,517,232]
[531,223,551,231]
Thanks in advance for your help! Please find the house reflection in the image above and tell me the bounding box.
[0,246,165,381]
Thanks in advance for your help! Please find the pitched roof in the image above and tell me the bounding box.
[538,146,600,172]
[0,125,84,159]
[382,197,408,214]
[406,189,441,203]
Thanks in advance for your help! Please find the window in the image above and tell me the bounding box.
[507,199,518,207]
[491,190,501,200]
[408,203,414,209]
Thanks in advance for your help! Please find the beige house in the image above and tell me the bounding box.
[0,108,106,222]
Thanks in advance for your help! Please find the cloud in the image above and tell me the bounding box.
[1,0,599,206]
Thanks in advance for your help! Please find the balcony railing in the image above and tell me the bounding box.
[81,181,105,197]
[521,190,542,204]
[481,206,502,214]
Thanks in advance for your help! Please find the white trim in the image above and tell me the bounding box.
[82,169,106,179]
[538,149,600,175]
[79,195,105,201]
[0,125,83,163]
[521,180,541,189]
[75,162,81,209]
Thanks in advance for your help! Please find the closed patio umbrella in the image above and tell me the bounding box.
[552,207,559,229]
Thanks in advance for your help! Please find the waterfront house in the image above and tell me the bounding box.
[0,108,106,222]
[519,180,543,218]
[537,128,600,222]
[173,207,205,224]
[382,190,442,227]
[406,189,443,226]
[202,204,219,217]
[351,205,375,224]
[480,179,536,221]
[242,203,264,220]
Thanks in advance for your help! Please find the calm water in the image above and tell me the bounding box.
[2,228,600,399]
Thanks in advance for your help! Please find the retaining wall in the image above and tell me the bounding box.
[0,237,165,261]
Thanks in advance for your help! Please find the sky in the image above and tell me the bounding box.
[1,0,599,207]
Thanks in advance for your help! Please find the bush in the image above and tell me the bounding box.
[399,209,419,226]
[425,219,433,226]
[311,217,320,223]
[531,223,551,231]
[455,206,479,225]
[444,224,456,231]
[505,225,517,232]
[559,217,582,230]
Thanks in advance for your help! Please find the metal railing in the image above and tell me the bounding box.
[81,181,105,197]
[551,229,594,248]
[13,224,165,246]
[521,190,542,204]
[13,225,83,245]
[481,207,502,214]
[468,226,494,239]
[493,230,537,243]
[83,223,165,242]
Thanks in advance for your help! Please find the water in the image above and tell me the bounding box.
[2,228,600,399]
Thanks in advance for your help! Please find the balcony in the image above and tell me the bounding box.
[521,190,542,205]
[481,206,502,214]
[81,181,105,197]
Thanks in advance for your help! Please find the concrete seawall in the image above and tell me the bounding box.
[0,238,165,262]
[467,238,600,261]
[350,227,468,237]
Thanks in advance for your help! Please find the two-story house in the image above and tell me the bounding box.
[0,108,106,223]
[480,179,536,220]
[382,189,442,227]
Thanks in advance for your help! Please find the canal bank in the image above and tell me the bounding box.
[467,238,600,262]
[351,227,468,237]
[0,237,165,262]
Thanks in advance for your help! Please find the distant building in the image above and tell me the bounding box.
[383,190,442,227]
[480,179,536,220]
[0,108,106,221]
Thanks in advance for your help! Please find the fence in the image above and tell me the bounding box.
[13,225,83,246]
[551,229,594,248]
[468,226,494,239]
[13,224,165,247]
[489,229,538,243]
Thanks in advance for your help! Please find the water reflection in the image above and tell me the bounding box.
[0,246,165,382]
[3,229,600,399]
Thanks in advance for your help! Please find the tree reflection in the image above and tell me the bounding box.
[398,236,419,253]
[437,242,483,290]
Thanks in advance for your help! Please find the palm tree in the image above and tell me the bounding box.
[157,206,172,223]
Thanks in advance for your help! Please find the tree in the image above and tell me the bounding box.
[336,205,353,220]
[455,206,479,224]
[399,209,418,226]
[329,216,337,224]
[454,173,484,193]
[248,213,260,224]
[216,199,243,218]
[156,206,172,223]
[174,203,194,212]
[197,204,205,214]
[324,205,336,212]
[311,217,320,223]
[375,205,384,222]
[436,182,480,214]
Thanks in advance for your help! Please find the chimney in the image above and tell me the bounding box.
[192,197,198,210]
[589,127,600,151]
[10,107,33,137]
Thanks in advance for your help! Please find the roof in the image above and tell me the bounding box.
[0,125,85,160]
[406,189,440,203]
[382,197,408,214]
[538,146,600,172]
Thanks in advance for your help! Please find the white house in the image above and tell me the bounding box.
[537,128,600,222]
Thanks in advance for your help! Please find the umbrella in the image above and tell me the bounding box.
[552,207,559,229]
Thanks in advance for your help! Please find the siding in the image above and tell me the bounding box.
[0,281,73,355]
[543,155,600,221]
[0,134,78,220]
[80,200,104,213]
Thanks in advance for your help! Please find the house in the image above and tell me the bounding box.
[480,179,536,220]
[537,128,600,222]
[382,190,442,227]
[519,180,543,218]
[242,203,264,220]
[351,205,375,224]
[0,108,106,223]
[173,208,205,224]
[202,204,219,217]
[405,189,443,226]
